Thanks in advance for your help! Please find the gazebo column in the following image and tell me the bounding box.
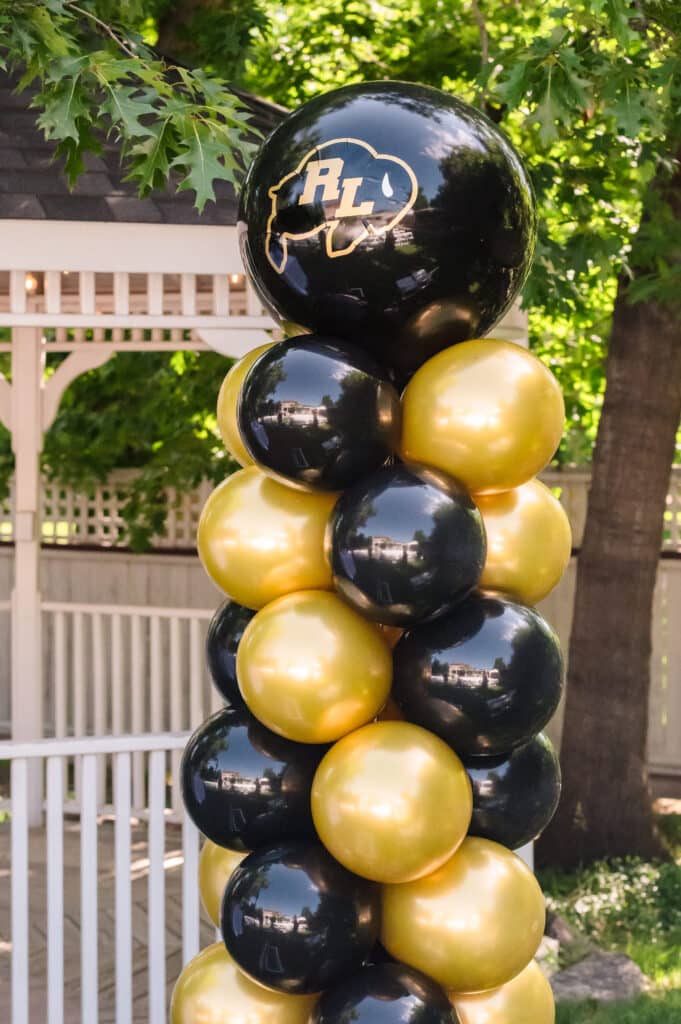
[11,326,44,824]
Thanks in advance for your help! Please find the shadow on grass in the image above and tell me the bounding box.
[557,990,681,1023]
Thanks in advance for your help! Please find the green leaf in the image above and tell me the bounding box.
[171,123,239,211]
[36,72,89,141]
[125,118,174,193]
[100,84,155,139]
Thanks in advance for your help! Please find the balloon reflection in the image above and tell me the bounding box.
[181,705,327,850]
[464,733,561,850]
[238,335,400,491]
[330,463,485,625]
[313,963,456,1024]
[392,593,563,756]
[221,841,380,994]
[205,600,256,707]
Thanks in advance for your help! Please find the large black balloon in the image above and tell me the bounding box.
[238,335,400,491]
[221,840,380,994]
[239,81,536,381]
[312,964,455,1024]
[181,706,326,851]
[392,593,563,755]
[330,463,485,626]
[464,733,562,850]
[205,600,255,706]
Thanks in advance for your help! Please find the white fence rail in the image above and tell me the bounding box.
[0,732,203,1024]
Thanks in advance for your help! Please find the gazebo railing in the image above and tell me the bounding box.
[1,731,201,1024]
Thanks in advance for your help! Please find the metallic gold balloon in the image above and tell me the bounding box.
[381,837,546,993]
[311,721,472,883]
[217,343,274,466]
[476,479,572,605]
[237,590,392,743]
[198,841,245,927]
[197,467,336,609]
[452,960,555,1024]
[400,339,565,494]
[170,942,317,1024]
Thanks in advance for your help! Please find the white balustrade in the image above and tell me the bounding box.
[0,732,201,1024]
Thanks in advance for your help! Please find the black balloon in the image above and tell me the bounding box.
[205,600,255,706]
[221,840,380,994]
[239,81,536,381]
[330,463,485,626]
[312,964,455,1024]
[392,593,563,755]
[238,335,400,491]
[464,733,562,850]
[181,706,326,851]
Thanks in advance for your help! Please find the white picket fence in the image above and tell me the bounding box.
[1,731,199,1024]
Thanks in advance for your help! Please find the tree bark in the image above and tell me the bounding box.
[539,162,681,866]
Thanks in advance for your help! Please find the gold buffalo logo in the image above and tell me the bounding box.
[265,137,418,274]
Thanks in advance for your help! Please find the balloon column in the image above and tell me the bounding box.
[172,81,569,1024]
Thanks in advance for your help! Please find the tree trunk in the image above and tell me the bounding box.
[539,166,681,865]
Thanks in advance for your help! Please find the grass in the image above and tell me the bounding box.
[539,816,681,1020]
[556,991,681,1023]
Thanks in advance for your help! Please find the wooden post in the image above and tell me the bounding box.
[11,326,44,825]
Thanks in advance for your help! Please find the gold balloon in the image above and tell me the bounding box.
[381,837,545,993]
[197,467,336,609]
[452,960,555,1024]
[237,590,392,743]
[198,841,245,928]
[400,339,565,494]
[476,478,572,605]
[311,721,472,883]
[217,343,274,467]
[170,942,317,1024]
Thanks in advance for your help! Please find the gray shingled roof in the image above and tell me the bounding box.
[0,70,285,224]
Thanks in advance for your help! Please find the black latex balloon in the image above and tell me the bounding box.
[330,463,485,626]
[181,706,326,851]
[238,335,400,491]
[221,840,380,995]
[392,593,563,756]
[205,600,255,706]
[464,733,562,850]
[239,81,536,381]
[312,964,455,1024]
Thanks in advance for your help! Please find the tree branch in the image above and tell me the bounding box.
[470,0,489,69]
[63,1,140,60]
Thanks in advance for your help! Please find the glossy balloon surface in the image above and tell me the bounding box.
[197,466,335,609]
[477,478,572,605]
[392,593,563,756]
[199,841,245,927]
[181,705,327,850]
[170,942,317,1024]
[217,342,275,467]
[237,590,392,744]
[401,340,564,493]
[239,335,400,491]
[239,82,536,380]
[221,840,380,994]
[464,734,561,850]
[312,964,455,1024]
[311,721,472,883]
[452,960,555,1024]
[330,463,485,626]
[381,837,546,994]
[205,600,255,706]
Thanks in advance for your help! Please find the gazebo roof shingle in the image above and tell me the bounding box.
[0,70,285,225]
